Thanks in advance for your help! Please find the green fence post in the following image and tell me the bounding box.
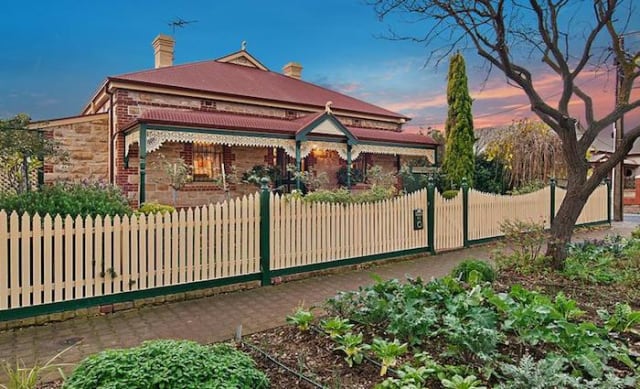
[462,177,469,248]
[605,177,612,224]
[259,178,271,286]
[549,178,556,226]
[427,176,436,254]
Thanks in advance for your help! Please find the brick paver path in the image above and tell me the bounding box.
[0,221,636,382]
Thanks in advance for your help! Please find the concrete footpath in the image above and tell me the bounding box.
[0,220,636,381]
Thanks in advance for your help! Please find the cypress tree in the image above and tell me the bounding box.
[442,52,475,189]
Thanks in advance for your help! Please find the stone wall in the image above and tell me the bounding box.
[45,118,109,183]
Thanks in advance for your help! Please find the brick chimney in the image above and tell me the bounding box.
[282,62,303,79]
[152,34,174,68]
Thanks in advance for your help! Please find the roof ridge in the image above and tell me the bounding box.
[111,51,277,80]
[265,71,409,120]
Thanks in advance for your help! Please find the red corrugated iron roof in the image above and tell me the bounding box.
[110,56,408,120]
[349,126,436,145]
[131,109,436,147]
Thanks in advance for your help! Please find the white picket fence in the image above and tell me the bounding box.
[0,195,260,310]
[269,190,428,270]
[0,185,608,313]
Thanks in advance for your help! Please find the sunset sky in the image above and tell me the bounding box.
[0,0,638,140]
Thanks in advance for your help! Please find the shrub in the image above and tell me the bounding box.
[474,153,508,194]
[366,165,397,187]
[63,340,269,389]
[337,166,364,186]
[494,219,547,272]
[296,186,396,204]
[0,180,131,217]
[136,201,176,215]
[397,164,429,193]
[242,165,281,187]
[450,259,496,283]
[510,180,546,195]
[441,190,459,199]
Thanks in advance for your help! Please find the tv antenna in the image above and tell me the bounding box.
[168,17,198,34]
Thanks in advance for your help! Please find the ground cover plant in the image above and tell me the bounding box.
[62,340,268,389]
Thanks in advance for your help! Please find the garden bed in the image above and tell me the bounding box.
[239,236,640,388]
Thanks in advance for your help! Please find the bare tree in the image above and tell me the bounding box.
[370,0,640,268]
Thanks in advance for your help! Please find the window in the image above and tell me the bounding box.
[353,153,370,181]
[193,143,223,181]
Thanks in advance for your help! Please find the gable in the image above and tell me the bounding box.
[215,51,268,71]
[308,119,345,136]
[296,112,357,144]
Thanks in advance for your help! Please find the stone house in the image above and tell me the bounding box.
[32,35,438,208]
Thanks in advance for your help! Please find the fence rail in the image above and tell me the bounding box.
[0,182,610,319]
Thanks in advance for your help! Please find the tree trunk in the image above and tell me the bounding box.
[545,183,589,269]
[22,156,30,193]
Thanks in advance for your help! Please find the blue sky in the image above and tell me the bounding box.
[0,1,637,131]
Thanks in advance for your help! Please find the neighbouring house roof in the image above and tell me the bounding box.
[109,52,408,121]
[30,112,108,129]
[124,109,436,147]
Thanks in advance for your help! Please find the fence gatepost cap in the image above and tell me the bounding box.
[260,177,270,190]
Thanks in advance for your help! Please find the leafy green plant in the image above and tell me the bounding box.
[242,164,282,187]
[321,317,353,339]
[0,180,131,217]
[375,364,437,389]
[286,306,314,331]
[441,309,502,362]
[63,340,268,389]
[1,343,75,389]
[450,259,496,283]
[136,201,176,215]
[370,338,408,376]
[496,354,580,389]
[334,332,370,367]
[564,237,633,284]
[440,374,486,389]
[598,303,640,333]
